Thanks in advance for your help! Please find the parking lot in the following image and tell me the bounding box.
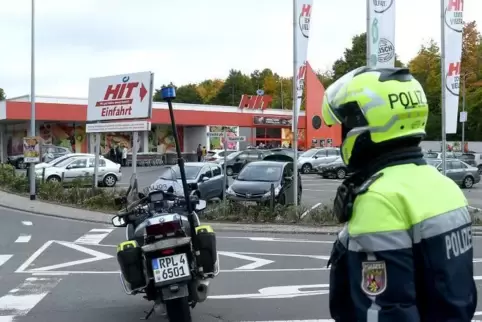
[18,165,482,209]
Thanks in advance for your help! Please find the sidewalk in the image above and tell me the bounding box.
[0,190,342,234]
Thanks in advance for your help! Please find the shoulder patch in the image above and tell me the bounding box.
[361,261,387,296]
[356,172,384,195]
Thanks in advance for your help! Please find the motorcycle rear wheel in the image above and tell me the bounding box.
[165,296,192,322]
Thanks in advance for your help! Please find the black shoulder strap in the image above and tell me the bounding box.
[355,172,384,195]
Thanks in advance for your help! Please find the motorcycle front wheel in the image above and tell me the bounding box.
[165,296,192,322]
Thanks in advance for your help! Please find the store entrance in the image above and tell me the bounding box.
[255,127,282,148]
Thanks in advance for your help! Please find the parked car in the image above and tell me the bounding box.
[297,147,341,174]
[149,163,224,201]
[456,153,482,173]
[423,151,457,159]
[269,148,296,159]
[316,156,351,179]
[218,149,273,176]
[36,156,122,187]
[205,149,237,162]
[426,158,480,188]
[8,145,72,169]
[226,159,302,205]
[35,153,99,170]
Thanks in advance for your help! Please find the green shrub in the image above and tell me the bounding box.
[0,164,125,212]
[204,201,337,225]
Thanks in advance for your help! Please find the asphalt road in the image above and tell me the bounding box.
[2,208,482,321]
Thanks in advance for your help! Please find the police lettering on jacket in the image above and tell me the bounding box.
[388,91,427,109]
[445,226,472,260]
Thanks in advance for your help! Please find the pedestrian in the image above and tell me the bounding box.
[115,144,122,164]
[323,67,477,321]
[122,145,128,166]
[202,146,207,161]
[196,144,202,162]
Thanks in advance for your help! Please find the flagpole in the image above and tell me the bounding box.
[29,0,36,200]
[440,0,447,175]
[292,0,299,208]
[366,0,371,66]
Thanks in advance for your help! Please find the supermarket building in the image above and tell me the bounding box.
[0,64,341,161]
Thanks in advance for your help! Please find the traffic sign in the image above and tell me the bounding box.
[460,111,468,123]
[207,132,224,138]
[228,136,246,142]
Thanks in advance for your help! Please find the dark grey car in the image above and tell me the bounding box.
[426,158,481,188]
[150,163,225,201]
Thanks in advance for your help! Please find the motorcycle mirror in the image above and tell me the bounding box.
[138,192,146,199]
[195,199,207,212]
[111,215,127,227]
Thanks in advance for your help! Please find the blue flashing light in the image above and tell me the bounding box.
[161,87,176,100]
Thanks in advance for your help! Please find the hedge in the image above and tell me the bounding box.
[0,164,125,212]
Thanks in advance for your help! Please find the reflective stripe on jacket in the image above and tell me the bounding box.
[329,163,477,322]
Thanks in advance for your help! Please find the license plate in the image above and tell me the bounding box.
[242,201,258,206]
[151,253,190,283]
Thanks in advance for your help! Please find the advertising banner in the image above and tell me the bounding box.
[367,0,396,68]
[442,0,464,134]
[23,136,40,163]
[87,71,153,122]
[293,0,313,128]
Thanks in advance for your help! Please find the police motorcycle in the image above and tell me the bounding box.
[110,86,219,322]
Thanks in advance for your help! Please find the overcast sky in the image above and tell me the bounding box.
[1,0,481,98]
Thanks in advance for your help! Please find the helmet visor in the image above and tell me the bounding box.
[322,67,367,126]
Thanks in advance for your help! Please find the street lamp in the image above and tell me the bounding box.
[29,0,36,200]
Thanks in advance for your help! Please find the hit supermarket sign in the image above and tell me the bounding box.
[87,72,154,121]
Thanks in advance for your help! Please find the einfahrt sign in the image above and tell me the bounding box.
[87,72,154,121]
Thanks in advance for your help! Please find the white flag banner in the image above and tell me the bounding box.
[293,0,313,131]
[442,0,464,134]
[367,0,396,68]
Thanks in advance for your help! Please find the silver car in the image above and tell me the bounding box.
[426,158,480,188]
[297,148,341,173]
[150,163,225,201]
[35,156,122,187]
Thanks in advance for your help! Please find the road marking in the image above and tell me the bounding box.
[14,235,31,243]
[219,251,274,270]
[220,251,329,261]
[0,255,13,267]
[209,284,330,299]
[304,189,336,192]
[300,203,322,219]
[218,237,334,244]
[74,228,114,245]
[0,277,61,320]
[21,221,33,226]
[15,240,113,273]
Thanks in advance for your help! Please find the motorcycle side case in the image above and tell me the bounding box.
[117,241,146,290]
[195,225,217,275]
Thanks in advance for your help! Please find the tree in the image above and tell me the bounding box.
[331,33,404,81]
[196,79,224,104]
[153,83,203,103]
[212,69,255,106]
[0,88,5,100]
[408,39,442,140]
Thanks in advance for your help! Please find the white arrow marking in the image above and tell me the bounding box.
[74,228,114,245]
[218,237,334,244]
[209,284,329,299]
[219,251,274,270]
[15,240,113,273]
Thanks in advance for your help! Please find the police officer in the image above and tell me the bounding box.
[322,67,477,321]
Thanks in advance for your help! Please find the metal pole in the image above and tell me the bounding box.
[223,128,228,202]
[366,0,371,66]
[292,0,299,208]
[440,0,447,175]
[462,75,466,151]
[132,131,138,179]
[93,132,100,188]
[29,0,36,200]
